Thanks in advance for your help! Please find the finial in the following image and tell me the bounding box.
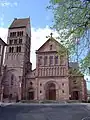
[50,33,53,38]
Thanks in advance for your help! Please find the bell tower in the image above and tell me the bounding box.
[4,18,31,99]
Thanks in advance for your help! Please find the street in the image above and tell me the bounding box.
[0,103,90,120]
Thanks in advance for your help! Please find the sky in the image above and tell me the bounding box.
[0,0,90,90]
[0,0,58,68]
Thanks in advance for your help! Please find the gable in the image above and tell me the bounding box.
[36,37,66,53]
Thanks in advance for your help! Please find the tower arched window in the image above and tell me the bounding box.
[19,38,22,44]
[16,46,18,52]
[18,46,21,52]
[16,46,21,52]
[11,47,14,53]
[9,40,13,45]
[9,47,12,53]
[14,39,17,44]
[21,31,23,36]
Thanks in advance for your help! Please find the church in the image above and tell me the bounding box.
[0,18,87,102]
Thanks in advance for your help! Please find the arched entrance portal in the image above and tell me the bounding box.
[73,91,79,100]
[46,83,56,100]
[28,88,34,100]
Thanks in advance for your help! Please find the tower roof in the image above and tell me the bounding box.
[9,17,30,29]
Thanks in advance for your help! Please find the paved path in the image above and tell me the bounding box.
[0,103,90,120]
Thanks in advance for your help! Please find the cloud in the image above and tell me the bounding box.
[0,28,8,43]
[0,0,18,7]
[0,14,4,27]
[13,2,18,6]
[0,26,59,69]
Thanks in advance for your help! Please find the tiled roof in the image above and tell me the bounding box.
[9,17,30,29]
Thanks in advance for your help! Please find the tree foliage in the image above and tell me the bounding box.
[48,0,90,73]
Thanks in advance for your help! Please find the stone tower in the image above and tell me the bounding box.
[4,18,31,100]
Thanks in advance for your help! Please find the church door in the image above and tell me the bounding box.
[28,87,34,100]
[28,91,34,100]
[46,83,56,100]
[73,91,79,100]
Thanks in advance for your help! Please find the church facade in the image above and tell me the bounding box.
[0,18,87,102]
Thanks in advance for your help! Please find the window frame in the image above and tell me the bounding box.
[44,56,48,65]
[49,56,53,65]
[55,56,58,64]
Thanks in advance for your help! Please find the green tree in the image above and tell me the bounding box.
[48,0,90,73]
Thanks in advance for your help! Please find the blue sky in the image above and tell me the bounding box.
[0,0,52,28]
[0,0,55,70]
[0,0,90,90]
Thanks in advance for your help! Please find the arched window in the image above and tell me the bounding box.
[9,40,13,45]
[14,39,17,44]
[9,47,12,53]
[49,56,53,65]
[16,46,18,52]
[44,56,47,65]
[38,56,42,65]
[19,38,22,44]
[18,46,21,52]
[16,46,21,52]
[55,56,58,64]
[11,47,14,53]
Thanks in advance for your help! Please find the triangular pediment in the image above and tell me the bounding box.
[36,37,66,53]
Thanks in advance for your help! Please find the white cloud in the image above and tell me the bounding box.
[0,26,59,69]
[0,28,8,43]
[13,2,18,6]
[0,1,18,7]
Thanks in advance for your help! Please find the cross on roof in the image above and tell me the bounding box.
[50,33,53,38]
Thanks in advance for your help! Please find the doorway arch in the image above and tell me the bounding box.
[45,82,56,100]
[28,87,34,100]
[73,91,79,100]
